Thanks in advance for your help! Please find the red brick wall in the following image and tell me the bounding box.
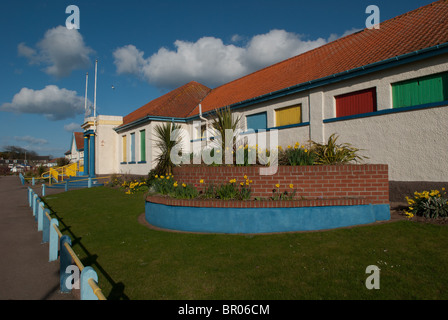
[172,164,389,204]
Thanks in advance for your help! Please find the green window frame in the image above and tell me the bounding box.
[392,72,448,109]
[140,130,146,162]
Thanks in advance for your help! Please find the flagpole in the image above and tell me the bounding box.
[84,72,89,121]
[94,59,98,132]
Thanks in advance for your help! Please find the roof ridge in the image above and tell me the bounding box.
[207,0,445,92]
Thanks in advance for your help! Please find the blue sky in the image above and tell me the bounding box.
[0,0,436,157]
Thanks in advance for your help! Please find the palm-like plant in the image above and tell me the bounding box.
[153,122,182,175]
[310,133,368,165]
[211,106,242,152]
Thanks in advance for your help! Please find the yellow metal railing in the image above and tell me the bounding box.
[41,161,83,184]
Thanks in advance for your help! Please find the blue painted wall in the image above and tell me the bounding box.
[145,201,391,234]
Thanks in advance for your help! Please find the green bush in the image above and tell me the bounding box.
[282,143,315,166]
[310,133,368,165]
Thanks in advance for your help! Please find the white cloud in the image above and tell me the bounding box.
[327,27,362,43]
[113,29,328,89]
[243,29,326,72]
[18,26,94,78]
[1,85,90,121]
[113,44,146,76]
[230,34,244,43]
[14,135,48,145]
[64,122,81,132]
[143,37,247,88]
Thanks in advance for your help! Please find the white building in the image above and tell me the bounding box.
[80,0,448,184]
[65,132,85,164]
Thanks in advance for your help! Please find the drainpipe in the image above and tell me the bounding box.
[199,104,209,141]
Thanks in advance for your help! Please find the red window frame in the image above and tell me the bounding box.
[335,88,377,118]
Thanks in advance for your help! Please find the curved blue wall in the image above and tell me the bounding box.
[145,201,390,234]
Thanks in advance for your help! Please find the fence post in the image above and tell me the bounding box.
[33,194,38,218]
[60,235,74,293]
[65,181,68,192]
[42,209,51,243]
[49,218,59,262]
[28,188,32,207]
[35,199,39,222]
[32,177,35,186]
[42,184,46,197]
[38,202,45,231]
[80,267,99,300]
[32,193,35,213]
[88,177,92,188]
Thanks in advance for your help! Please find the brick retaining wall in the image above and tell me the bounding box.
[171,164,389,204]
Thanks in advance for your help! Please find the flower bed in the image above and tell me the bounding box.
[144,164,391,234]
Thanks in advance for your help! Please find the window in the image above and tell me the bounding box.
[246,112,267,131]
[122,136,127,163]
[275,105,302,127]
[140,130,146,162]
[130,133,135,163]
[392,72,448,109]
[336,88,377,118]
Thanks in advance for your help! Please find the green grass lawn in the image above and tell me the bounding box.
[43,186,448,300]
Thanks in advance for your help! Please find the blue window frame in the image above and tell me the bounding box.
[130,133,135,163]
[246,112,267,131]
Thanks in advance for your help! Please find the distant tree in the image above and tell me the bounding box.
[1,146,38,160]
[56,157,71,167]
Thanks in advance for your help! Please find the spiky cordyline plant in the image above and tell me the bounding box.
[211,106,242,152]
[310,133,368,165]
[153,122,182,175]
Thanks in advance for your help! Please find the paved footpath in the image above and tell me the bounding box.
[0,175,76,300]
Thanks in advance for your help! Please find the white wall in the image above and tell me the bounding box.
[95,115,123,175]
[100,53,448,181]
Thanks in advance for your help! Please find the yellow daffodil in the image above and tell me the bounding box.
[289,184,294,189]
[199,179,204,184]
[275,184,280,188]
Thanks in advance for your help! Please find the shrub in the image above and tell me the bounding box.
[122,179,149,194]
[153,122,182,175]
[281,143,315,166]
[310,133,368,165]
[405,189,448,219]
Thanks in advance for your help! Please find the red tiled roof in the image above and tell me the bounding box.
[191,0,448,115]
[121,81,211,127]
[74,132,84,150]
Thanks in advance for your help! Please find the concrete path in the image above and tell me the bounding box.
[0,175,76,300]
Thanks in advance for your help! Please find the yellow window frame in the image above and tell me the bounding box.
[275,105,302,127]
